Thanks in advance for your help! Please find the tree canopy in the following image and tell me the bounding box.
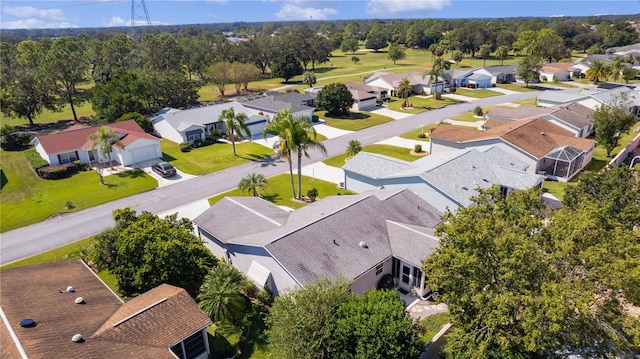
[266,279,422,359]
[90,208,217,297]
[591,92,637,157]
[423,179,640,358]
[315,82,354,116]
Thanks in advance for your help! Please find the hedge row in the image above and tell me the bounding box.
[25,148,49,172]
[38,163,79,179]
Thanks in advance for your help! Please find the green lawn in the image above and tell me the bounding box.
[512,98,539,106]
[386,96,460,113]
[418,312,452,344]
[0,149,157,232]
[450,110,489,123]
[323,144,424,168]
[453,88,502,98]
[317,110,394,131]
[398,124,439,141]
[160,140,275,175]
[495,83,539,92]
[0,101,96,127]
[209,173,354,208]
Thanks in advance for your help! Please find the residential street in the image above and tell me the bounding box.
[0,91,541,265]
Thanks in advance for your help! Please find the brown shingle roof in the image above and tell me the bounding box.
[549,102,594,128]
[486,105,550,120]
[35,120,157,154]
[0,260,209,359]
[431,118,595,158]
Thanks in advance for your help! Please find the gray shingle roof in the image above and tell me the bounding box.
[242,94,315,114]
[547,103,594,128]
[386,221,440,267]
[483,65,518,75]
[342,153,413,179]
[151,101,265,129]
[193,197,289,242]
[264,189,442,286]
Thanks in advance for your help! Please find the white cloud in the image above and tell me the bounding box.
[367,0,451,15]
[275,4,337,20]
[2,6,66,21]
[107,15,127,27]
[1,18,78,29]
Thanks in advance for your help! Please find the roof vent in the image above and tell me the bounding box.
[72,334,84,343]
[540,131,545,136]
[20,319,36,328]
[66,286,75,293]
[75,297,85,304]
[359,241,368,249]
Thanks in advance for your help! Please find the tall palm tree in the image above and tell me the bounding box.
[263,109,298,199]
[88,126,123,184]
[586,60,610,84]
[219,107,250,156]
[428,57,451,94]
[302,71,316,88]
[294,119,327,199]
[198,265,247,325]
[397,77,412,105]
[609,58,625,83]
[238,173,268,197]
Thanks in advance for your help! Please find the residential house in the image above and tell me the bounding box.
[365,71,441,96]
[482,65,519,84]
[465,72,492,88]
[429,118,596,181]
[486,103,595,138]
[241,91,316,119]
[33,120,162,167]
[0,260,211,359]
[345,82,385,111]
[539,63,577,82]
[446,66,517,88]
[342,146,544,213]
[193,189,443,300]
[536,88,596,107]
[151,102,268,144]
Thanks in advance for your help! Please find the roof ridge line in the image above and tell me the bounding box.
[226,197,283,227]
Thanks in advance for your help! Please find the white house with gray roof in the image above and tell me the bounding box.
[151,101,268,144]
[342,146,544,213]
[193,189,443,300]
[241,91,316,119]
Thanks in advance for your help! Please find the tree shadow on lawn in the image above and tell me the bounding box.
[161,152,178,162]
[0,169,7,190]
[237,154,278,166]
[262,192,282,203]
[326,112,371,120]
[115,169,146,179]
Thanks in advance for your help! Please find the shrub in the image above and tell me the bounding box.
[419,89,426,96]
[414,144,423,153]
[73,160,90,171]
[307,187,319,202]
[474,106,484,116]
[25,148,49,172]
[210,129,223,141]
[202,138,214,146]
[418,132,427,138]
[192,139,204,148]
[38,163,77,179]
[179,142,192,152]
[311,115,320,123]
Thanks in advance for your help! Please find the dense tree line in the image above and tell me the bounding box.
[2,15,638,126]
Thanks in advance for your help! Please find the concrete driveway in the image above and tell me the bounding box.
[136,159,198,188]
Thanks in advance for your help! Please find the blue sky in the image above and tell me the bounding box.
[1,0,639,30]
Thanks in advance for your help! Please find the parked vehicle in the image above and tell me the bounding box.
[152,162,177,178]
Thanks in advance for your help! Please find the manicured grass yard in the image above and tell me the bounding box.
[0,149,157,232]
[209,173,354,209]
[418,312,452,344]
[317,110,394,131]
[386,96,460,113]
[323,144,425,168]
[453,88,502,98]
[0,101,96,127]
[161,140,275,175]
[398,124,439,141]
[495,83,539,92]
[449,110,490,123]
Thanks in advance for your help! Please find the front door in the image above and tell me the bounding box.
[400,263,412,292]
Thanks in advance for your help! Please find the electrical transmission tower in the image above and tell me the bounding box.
[130,0,152,27]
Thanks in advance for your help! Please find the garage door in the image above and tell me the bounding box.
[130,145,159,165]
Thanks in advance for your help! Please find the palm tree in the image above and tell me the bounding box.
[428,57,451,95]
[610,58,625,83]
[218,107,250,156]
[302,71,316,88]
[198,265,247,325]
[294,121,327,199]
[397,77,412,105]
[346,140,362,157]
[88,126,123,184]
[263,109,298,199]
[622,67,638,84]
[238,173,268,197]
[586,60,610,84]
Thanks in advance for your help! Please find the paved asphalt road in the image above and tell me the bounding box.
[0,91,542,265]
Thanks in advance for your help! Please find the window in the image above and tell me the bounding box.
[375,263,383,276]
[187,133,201,142]
[58,151,78,164]
[170,330,207,359]
[402,265,410,284]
